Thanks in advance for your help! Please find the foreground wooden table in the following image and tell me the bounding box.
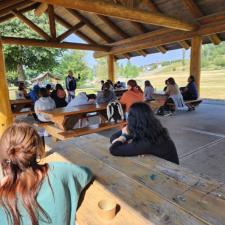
[43,133,225,225]
[10,99,34,117]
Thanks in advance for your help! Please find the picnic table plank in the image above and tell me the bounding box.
[43,144,207,225]
[71,134,225,225]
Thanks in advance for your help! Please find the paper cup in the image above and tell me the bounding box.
[98,199,117,220]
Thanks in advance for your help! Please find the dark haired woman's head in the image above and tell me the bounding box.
[87,94,96,100]
[145,80,153,87]
[39,88,49,97]
[18,82,25,91]
[55,83,64,90]
[165,79,169,85]
[167,77,176,85]
[46,84,52,90]
[128,102,171,144]
[127,80,143,93]
[102,82,111,98]
[188,75,195,83]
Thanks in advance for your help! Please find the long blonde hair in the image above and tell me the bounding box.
[0,123,49,225]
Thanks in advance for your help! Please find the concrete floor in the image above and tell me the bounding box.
[100,100,225,183]
[14,99,225,183]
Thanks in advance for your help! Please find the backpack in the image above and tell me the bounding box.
[107,100,124,123]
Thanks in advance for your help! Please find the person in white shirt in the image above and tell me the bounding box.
[67,92,96,108]
[34,88,56,122]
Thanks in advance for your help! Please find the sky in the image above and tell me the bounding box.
[65,34,190,68]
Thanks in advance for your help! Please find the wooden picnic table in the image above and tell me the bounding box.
[41,103,109,131]
[43,133,225,225]
[10,99,34,117]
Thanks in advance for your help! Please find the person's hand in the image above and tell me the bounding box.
[122,125,129,135]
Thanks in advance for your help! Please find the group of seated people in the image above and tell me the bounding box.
[0,76,200,224]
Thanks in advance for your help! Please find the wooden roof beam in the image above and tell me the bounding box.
[54,14,97,45]
[179,40,190,49]
[94,15,225,57]
[182,0,221,45]
[34,3,48,16]
[0,36,110,51]
[131,22,147,33]
[48,5,56,40]
[67,9,114,43]
[137,49,147,57]
[97,15,128,39]
[57,22,85,42]
[140,0,159,12]
[12,10,51,40]
[0,0,25,11]
[157,46,167,54]
[34,0,197,31]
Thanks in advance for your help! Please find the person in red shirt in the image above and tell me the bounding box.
[120,79,144,114]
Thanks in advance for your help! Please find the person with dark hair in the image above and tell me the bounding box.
[144,80,154,101]
[106,79,114,91]
[0,123,93,225]
[16,82,29,100]
[46,84,52,96]
[29,85,40,103]
[51,84,67,108]
[110,102,179,164]
[120,79,143,113]
[67,92,96,107]
[96,82,116,104]
[181,75,198,101]
[163,79,169,92]
[34,88,56,122]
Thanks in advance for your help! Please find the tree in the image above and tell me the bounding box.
[0,12,64,82]
[53,50,93,87]
[94,57,108,82]
[120,61,140,78]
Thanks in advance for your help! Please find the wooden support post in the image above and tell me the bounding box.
[107,55,115,83]
[190,36,202,94]
[0,42,13,136]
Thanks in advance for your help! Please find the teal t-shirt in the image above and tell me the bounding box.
[0,162,93,225]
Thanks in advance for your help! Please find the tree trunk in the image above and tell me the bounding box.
[17,64,25,82]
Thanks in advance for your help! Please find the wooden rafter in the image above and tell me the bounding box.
[0,0,30,16]
[157,46,167,54]
[182,0,221,45]
[34,0,197,31]
[54,14,97,45]
[179,40,190,49]
[67,9,114,43]
[34,2,48,16]
[97,15,128,39]
[57,22,85,42]
[0,0,25,11]
[0,36,109,51]
[94,15,225,57]
[48,5,56,39]
[0,3,39,24]
[12,10,51,40]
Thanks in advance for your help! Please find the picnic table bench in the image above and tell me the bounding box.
[41,103,126,141]
[43,133,225,225]
[10,99,34,118]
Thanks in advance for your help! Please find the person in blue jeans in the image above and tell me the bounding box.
[0,123,93,225]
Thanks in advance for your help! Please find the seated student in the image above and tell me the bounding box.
[29,84,40,103]
[163,79,169,92]
[110,102,179,164]
[120,79,144,114]
[0,123,93,225]
[106,79,114,91]
[16,82,29,100]
[114,81,122,89]
[67,92,96,107]
[96,82,116,104]
[51,84,67,108]
[181,75,198,101]
[34,88,56,122]
[164,77,185,112]
[144,80,154,101]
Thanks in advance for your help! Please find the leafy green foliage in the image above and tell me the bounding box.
[118,61,141,78]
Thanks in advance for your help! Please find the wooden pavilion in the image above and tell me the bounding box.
[1,0,225,133]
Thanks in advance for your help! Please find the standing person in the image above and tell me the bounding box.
[120,79,144,114]
[0,123,93,225]
[109,102,179,164]
[144,80,154,101]
[66,70,81,103]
